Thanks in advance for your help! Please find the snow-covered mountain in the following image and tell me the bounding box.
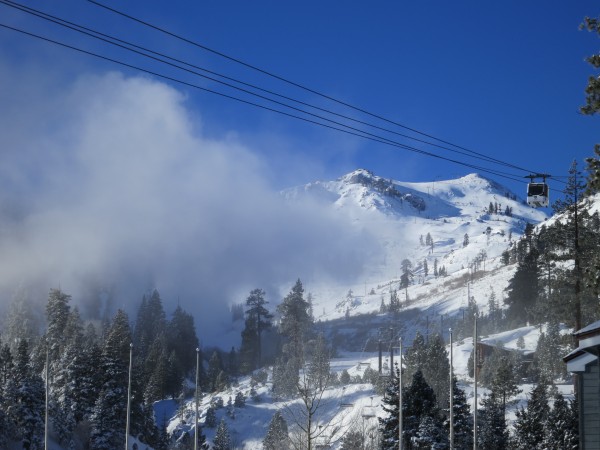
[165,170,568,450]
[283,169,547,321]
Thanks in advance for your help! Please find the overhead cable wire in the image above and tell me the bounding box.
[87,0,543,176]
[0,21,531,185]
[2,0,537,175]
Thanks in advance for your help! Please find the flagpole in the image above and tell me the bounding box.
[399,337,403,450]
[125,343,133,450]
[449,328,454,450]
[195,347,200,450]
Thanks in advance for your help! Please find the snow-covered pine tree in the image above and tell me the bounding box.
[414,415,448,449]
[90,309,132,450]
[234,391,245,408]
[340,430,364,449]
[277,279,312,375]
[167,305,201,383]
[543,392,578,449]
[422,334,450,411]
[45,288,72,361]
[446,376,473,450]
[477,392,508,450]
[205,406,217,428]
[241,288,273,372]
[263,410,290,450]
[511,383,549,449]
[403,331,426,382]
[402,370,441,448]
[213,419,231,450]
[533,322,567,382]
[7,339,45,450]
[307,333,331,391]
[379,367,400,450]
[504,242,541,326]
[489,354,521,412]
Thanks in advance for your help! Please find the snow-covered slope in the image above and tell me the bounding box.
[164,170,573,450]
[284,169,547,321]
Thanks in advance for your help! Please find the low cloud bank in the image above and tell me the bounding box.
[0,68,378,337]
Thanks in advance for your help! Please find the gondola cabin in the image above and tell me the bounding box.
[526,182,549,208]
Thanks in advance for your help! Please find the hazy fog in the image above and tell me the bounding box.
[0,67,379,337]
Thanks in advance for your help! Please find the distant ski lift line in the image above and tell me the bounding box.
[0,22,535,186]
[86,0,544,175]
[0,4,569,192]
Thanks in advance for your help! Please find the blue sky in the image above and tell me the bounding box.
[0,1,598,323]
[1,0,598,195]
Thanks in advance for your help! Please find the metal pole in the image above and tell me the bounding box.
[399,337,403,450]
[45,347,49,450]
[390,327,394,379]
[473,318,478,450]
[195,347,200,450]
[449,328,454,450]
[125,343,133,450]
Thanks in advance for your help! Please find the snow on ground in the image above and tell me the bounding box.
[164,322,574,449]
[157,171,568,448]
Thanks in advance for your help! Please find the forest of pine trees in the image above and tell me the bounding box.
[0,288,204,449]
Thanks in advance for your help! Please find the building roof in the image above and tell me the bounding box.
[574,320,600,338]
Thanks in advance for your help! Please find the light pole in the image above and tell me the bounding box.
[45,347,49,450]
[398,337,403,450]
[195,347,200,450]
[125,343,133,450]
[473,318,478,450]
[449,328,454,450]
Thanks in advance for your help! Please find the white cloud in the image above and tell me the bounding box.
[0,68,378,337]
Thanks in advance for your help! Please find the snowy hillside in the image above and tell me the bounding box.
[161,169,565,449]
[283,169,547,322]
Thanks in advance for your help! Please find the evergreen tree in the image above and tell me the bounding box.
[205,406,217,428]
[339,369,351,385]
[133,290,167,381]
[504,244,540,325]
[379,368,401,450]
[90,309,132,450]
[511,383,549,449]
[239,288,273,373]
[587,20,600,138]
[167,305,200,380]
[340,430,364,450]
[4,291,40,354]
[533,322,567,382]
[307,334,330,391]
[402,370,441,448]
[543,392,578,449]
[403,331,427,382]
[263,410,290,450]
[207,351,224,392]
[414,415,448,449]
[46,288,72,361]
[276,279,311,386]
[389,289,401,315]
[6,339,45,450]
[422,334,450,411]
[278,279,311,358]
[446,377,473,450]
[0,342,13,386]
[143,333,169,402]
[489,354,521,411]
[234,391,245,408]
[213,419,231,450]
[477,392,508,450]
